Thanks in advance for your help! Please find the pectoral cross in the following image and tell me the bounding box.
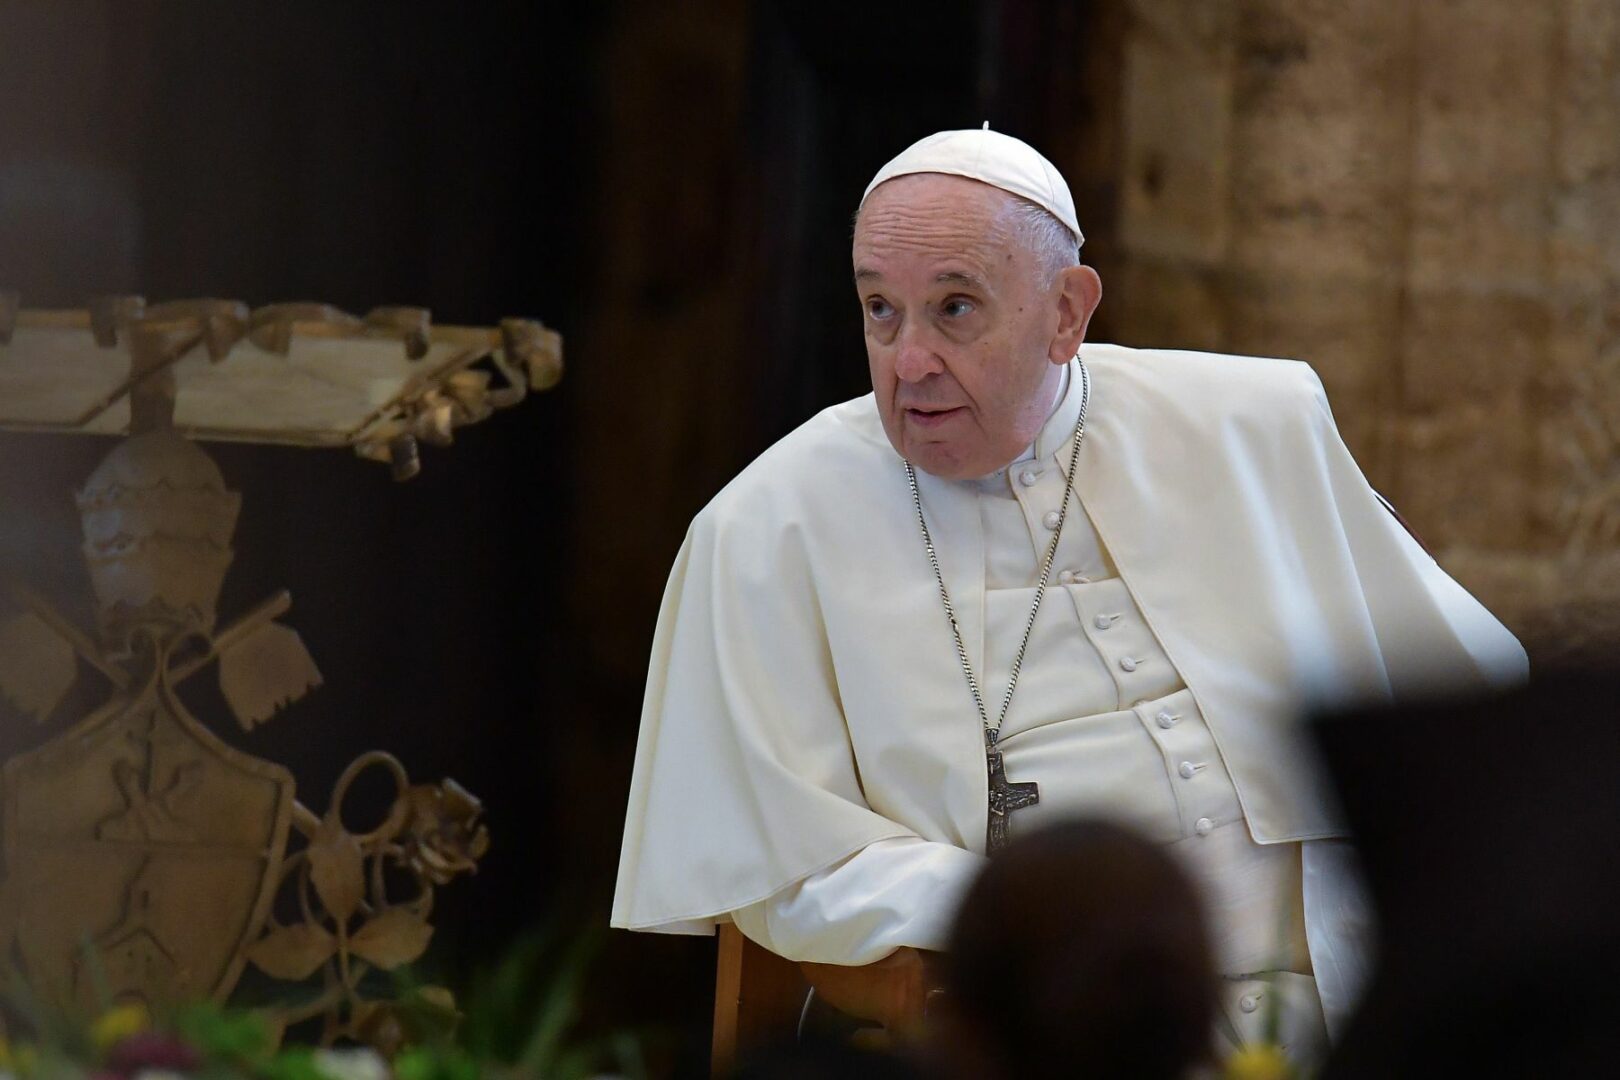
[984,728,1038,855]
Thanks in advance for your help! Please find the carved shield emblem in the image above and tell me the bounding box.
[0,681,293,1008]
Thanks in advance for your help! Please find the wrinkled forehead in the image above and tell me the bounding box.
[852,173,1022,266]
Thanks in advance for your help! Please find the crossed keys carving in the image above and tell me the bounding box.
[0,579,319,735]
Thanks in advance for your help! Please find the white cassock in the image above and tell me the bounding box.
[611,343,1527,1057]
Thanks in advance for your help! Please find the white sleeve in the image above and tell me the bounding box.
[729,837,986,965]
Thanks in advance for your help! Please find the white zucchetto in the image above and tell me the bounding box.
[860,124,1084,246]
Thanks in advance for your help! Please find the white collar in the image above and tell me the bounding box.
[958,360,1079,494]
[1030,358,1081,463]
[977,359,1080,478]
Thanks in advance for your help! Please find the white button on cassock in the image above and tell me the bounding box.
[1119,656,1140,673]
[1178,761,1204,779]
[1018,468,1039,487]
[1239,994,1261,1013]
[1041,510,1061,530]
[1156,710,1181,729]
[1195,817,1214,836]
[1094,613,1117,629]
[1058,569,1078,585]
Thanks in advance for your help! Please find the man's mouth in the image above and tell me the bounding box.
[904,406,967,428]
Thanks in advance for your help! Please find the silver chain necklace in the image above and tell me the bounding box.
[903,358,1091,853]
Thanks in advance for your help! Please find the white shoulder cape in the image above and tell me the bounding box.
[612,344,1526,933]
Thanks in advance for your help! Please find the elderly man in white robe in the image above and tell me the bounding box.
[611,128,1526,1065]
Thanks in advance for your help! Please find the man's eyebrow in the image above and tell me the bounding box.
[936,270,986,289]
[853,268,989,288]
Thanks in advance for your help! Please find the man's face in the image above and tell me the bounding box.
[853,174,1082,480]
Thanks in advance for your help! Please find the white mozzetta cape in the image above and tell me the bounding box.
[612,343,1527,933]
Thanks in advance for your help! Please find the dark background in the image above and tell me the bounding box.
[0,0,1108,1070]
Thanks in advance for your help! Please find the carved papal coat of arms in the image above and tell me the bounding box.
[0,431,304,1008]
[0,298,528,1041]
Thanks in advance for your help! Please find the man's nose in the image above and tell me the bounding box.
[893,326,944,383]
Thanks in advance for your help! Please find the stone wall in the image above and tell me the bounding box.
[1084,0,1620,663]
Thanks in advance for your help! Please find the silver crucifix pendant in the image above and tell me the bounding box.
[984,728,1039,855]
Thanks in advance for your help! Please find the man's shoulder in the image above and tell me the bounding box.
[1081,342,1335,451]
[692,394,892,537]
[1082,341,1327,414]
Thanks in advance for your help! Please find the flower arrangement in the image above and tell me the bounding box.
[0,924,646,1080]
[1223,1042,1295,1080]
[0,998,466,1080]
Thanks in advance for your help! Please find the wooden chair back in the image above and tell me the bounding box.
[710,922,810,1077]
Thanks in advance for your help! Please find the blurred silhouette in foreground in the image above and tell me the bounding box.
[730,1038,924,1080]
[933,819,1219,1080]
[1316,669,1620,1077]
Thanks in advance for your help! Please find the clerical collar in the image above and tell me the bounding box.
[961,361,1080,494]
[1030,359,1082,463]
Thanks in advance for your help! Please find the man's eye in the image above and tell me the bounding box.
[941,298,975,318]
[866,298,894,319]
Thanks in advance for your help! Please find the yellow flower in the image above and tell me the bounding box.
[1224,1042,1294,1080]
[91,1002,150,1050]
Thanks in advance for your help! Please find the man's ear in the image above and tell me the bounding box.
[1048,265,1103,365]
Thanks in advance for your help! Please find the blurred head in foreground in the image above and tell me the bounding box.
[1315,669,1620,1077]
[936,819,1217,1079]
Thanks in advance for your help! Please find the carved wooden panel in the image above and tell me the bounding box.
[0,295,562,479]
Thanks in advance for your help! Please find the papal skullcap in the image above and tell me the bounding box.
[860,123,1084,246]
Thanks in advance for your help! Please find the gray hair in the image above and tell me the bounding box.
[1002,195,1081,287]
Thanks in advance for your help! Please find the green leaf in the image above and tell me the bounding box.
[392,1047,437,1080]
[175,1001,273,1062]
[262,1044,329,1080]
[392,1045,479,1080]
[515,933,598,1073]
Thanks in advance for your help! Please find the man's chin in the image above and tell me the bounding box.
[905,444,1003,482]
[881,419,1010,480]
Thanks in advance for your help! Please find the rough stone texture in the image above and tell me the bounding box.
[1088,0,1620,664]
